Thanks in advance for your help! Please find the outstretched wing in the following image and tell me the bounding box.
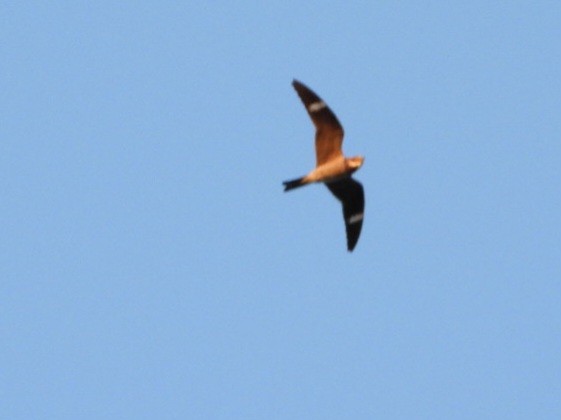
[292,80,344,167]
[326,178,365,252]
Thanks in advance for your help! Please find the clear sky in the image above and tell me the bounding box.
[2,2,561,419]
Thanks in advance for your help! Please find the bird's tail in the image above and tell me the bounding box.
[283,176,306,192]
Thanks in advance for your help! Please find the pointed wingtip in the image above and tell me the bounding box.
[292,79,304,89]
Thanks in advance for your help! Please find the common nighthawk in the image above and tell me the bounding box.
[283,80,365,252]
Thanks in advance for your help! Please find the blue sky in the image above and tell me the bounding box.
[2,2,561,418]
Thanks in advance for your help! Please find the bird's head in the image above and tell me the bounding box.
[347,156,365,171]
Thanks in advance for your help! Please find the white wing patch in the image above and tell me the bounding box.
[348,213,364,224]
[308,101,326,112]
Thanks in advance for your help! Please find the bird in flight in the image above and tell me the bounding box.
[283,79,365,252]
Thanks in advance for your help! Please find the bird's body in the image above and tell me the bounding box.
[283,156,362,188]
[283,80,366,252]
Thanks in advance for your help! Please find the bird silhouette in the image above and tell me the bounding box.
[283,80,365,252]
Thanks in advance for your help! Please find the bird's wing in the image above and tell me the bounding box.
[326,178,365,252]
[292,80,344,167]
